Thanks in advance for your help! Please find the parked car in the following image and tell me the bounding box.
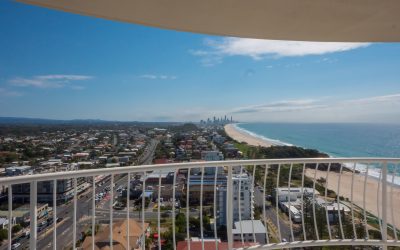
[11,242,21,249]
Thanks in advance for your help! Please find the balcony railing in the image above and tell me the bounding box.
[1,158,400,250]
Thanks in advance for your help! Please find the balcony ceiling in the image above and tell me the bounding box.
[18,0,400,42]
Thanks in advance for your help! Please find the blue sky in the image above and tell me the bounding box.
[1,1,400,123]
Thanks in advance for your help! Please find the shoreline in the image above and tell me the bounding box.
[224,123,400,186]
[224,123,281,147]
[305,168,400,229]
[225,122,400,228]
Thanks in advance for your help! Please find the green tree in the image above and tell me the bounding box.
[0,228,8,242]
[12,224,22,234]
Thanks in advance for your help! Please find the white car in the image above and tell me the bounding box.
[12,243,21,249]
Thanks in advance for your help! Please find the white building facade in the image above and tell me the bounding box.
[217,173,253,226]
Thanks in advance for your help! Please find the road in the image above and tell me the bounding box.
[254,187,292,242]
[136,139,158,165]
[9,139,158,250]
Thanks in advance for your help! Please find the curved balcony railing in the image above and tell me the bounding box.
[1,158,400,250]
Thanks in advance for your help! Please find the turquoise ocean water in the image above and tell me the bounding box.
[234,123,400,182]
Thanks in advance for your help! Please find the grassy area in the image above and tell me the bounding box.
[233,142,257,158]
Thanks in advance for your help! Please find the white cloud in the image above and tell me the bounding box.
[189,49,223,67]
[9,74,93,88]
[140,74,157,80]
[140,74,177,80]
[344,93,400,105]
[192,37,370,64]
[230,93,400,123]
[36,75,93,81]
[233,99,325,113]
[0,88,23,97]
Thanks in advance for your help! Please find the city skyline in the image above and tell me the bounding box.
[1,1,400,123]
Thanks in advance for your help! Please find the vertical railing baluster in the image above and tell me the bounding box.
[263,164,269,244]
[142,172,146,250]
[92,177,96,250]
[213,167,219,250]
[127,173,131,249]
[186,168,191,250]
[288,163,294,242]
[200,167,205,250]
[337,165,344,239]
[382,162,388,250]
[377,168,383,238]
[312,163,319,240]
[391,164,398,241]
[172,169,177,250]
[301,163,306,241]
[6,160,400,249]
[238,166,244,245]
[8,184,12,250]
[30,181,37,250]
[73,178,77,249]
[350,163,357,239]
[251,165,256,243]
[276,164,282,242]
[324,163,332,240]
[227,166,233,250]
[363,164,370,239]
[110,174,114,249]
[158,170,162,250]
[53,180,57,250]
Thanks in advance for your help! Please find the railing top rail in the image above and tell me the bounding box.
[1,157,399,185]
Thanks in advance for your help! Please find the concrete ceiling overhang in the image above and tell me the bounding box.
[17,0,400,42]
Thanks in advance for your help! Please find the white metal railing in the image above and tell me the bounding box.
[1,158,400,250]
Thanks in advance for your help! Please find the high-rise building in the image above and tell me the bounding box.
[217,173,253,226]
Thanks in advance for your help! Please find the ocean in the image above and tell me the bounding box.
[235,123,400,182]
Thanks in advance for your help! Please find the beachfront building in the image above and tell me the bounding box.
[316,197,351,223]
[273,187,319,202]
[279,201,302,223]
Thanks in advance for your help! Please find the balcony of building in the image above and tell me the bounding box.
[1,158,400,249]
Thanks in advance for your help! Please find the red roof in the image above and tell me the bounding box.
[154,159,169,164]
[176,241,256,250]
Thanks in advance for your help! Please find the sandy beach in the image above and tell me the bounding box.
[305,168,400,229]
[224,123,400,229]
[224,124,275,147]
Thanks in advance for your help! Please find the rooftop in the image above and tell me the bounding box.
[232,220,266,234]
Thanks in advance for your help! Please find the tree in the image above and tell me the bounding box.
[12,224,22,234]
[175,213,186,233]
[302,196,328,240]
[0,228,7,242]
[161,213,188,250]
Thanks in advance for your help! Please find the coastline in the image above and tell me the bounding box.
[305,168,400,229]
[225,122,400,229]
[224,123,281,147]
